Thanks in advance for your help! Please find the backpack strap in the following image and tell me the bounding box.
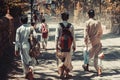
[59,23,65,28]
[59,23,71,29]
[67,23,71,28]
[41,23,45,28]
[42,23,48,30]
[41,23,45,31]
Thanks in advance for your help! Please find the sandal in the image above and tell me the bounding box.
[82,64,89,71]
[25,72,34,80]
[65,74,72,78]
[60,74,64,79]
[98,68,102,76]
[25,66,34,80]
[82,65,86,71]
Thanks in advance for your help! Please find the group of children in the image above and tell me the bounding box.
[15,9,103,79]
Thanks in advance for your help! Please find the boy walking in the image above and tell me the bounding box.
[83,9,103,76]
[56,12,76,79]
[40,18,49,50]
[15,15,35,79]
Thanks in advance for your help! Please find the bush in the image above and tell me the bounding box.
[0,1,7,17]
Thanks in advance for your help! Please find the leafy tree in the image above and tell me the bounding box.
[0,0,7,17]
[0,0,27,18]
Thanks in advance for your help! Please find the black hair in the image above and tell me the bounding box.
[41,12,43,14]
[31,22,35,26]
[21,15,28,24]
[41,18,45,23]
[61,12,69,21]
[88,9,95,18]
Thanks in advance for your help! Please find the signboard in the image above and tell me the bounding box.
[37,0,52,4]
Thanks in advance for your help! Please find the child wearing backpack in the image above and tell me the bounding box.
[56,12,76,79]
[40,18,49,50]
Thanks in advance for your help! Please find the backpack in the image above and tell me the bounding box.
[28,30,41,58]
[59,23,73,52]
[41,23,48,38]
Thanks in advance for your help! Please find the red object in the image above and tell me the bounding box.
[25,67,34,80]
[59,23,73,52]
[25,72,34,80]
[98,52,105,59]
[41,23,48,38]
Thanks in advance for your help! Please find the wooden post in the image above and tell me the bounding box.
[100,0,101,13]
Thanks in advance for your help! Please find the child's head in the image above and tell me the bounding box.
[88,9,95,18]
[61,12,69,21]
[21,15,28,24]
[41,12,43,15]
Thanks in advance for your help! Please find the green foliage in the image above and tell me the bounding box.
[9,5,23,17]
[0,1,7,17]
[0,0,28,18]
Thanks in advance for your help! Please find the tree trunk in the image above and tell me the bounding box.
[111,13,120,34]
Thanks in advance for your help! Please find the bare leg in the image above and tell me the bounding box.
[94,54,102,76]
[58,65,65,79]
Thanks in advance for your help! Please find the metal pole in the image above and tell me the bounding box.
[31,0,34,23]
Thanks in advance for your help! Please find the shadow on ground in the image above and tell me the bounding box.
[34,72,59,80]
[72,51,84,61]
[33,68,120,80]
[104,50,120,61]
[102,33,120,40]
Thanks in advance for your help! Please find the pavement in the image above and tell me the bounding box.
[8,20,120,80]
